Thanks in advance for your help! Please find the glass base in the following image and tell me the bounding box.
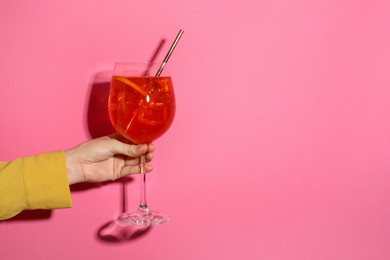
[117,208,170,226]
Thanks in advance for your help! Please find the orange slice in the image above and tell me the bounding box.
[113,76,148,97]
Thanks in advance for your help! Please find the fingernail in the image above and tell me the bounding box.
[138,144,147,151]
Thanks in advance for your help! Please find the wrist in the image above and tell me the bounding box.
[64,148,85,185]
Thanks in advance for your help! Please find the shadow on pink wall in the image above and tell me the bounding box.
[97,219,151,243]
[86,71,116,139]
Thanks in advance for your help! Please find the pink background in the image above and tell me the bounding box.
[1,0,390,259]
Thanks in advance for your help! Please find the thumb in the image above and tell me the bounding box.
[109,139,147,157]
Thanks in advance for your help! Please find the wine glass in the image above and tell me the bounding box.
[108,62,175,226]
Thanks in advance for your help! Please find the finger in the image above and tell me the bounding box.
[109,140,148,158]
[120,164,153,177]
[147,143,155,153]
[145,152,154,162]
[125,157,141,166]
[143,164,153,173]
[124,152,154,166]
[127,144,149,157]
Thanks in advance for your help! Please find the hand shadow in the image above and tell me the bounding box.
[1,210,52,222]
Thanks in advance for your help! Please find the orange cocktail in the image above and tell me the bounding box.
[108,76,175,144]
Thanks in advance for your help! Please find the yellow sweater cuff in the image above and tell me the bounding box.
[22,151,72,210]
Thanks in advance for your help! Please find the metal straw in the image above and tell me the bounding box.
[143,39,166,76]
[155,29,184,77]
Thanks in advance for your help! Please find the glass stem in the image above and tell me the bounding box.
[139,155,149,212]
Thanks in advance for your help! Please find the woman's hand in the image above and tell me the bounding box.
[64,135,154,185]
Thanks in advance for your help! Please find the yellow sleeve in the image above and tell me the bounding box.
[0,151,72,220]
